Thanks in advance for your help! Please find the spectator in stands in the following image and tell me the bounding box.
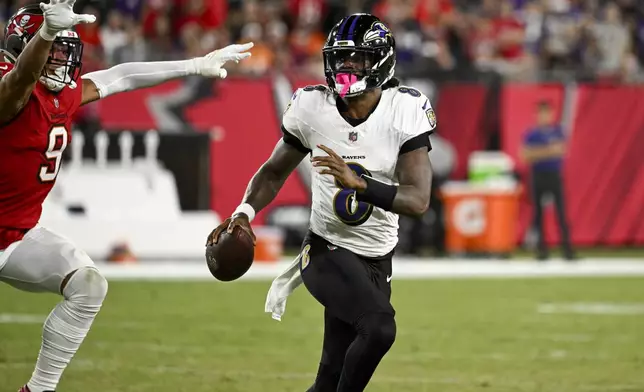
[521,100,575,261]
[538,0,587,77]
[145,12,178,61]
[142,0,173,39]
[237,21,275,75]
[289,0,328,27]
[114,0,144,20]
[591,3,632,82]
[469,14,498,68]
[6,0,634,83]
[99,10,129,66]
[174,0,225,33]
[492,0,528,78]
[113,17,148,63]
[289,20,326,76]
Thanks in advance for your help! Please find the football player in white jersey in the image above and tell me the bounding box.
[208,13,435,392]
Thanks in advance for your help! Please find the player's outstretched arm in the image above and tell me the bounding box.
[206,140,307,246]
[0,35,52,123]
[80,42,253,105]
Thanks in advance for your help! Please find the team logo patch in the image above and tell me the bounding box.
[363,22,391,43]
[426,107,437,128]
[348,131,358,143]
[300,244,311,271]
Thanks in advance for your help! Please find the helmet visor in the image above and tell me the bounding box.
[324,48,375,76]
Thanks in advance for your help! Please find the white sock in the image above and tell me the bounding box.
[26,268,108,392]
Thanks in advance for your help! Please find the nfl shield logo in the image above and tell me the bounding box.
[348,131,358,143]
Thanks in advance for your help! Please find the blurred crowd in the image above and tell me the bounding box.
[1,0,643,83]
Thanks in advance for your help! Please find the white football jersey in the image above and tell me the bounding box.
[282,84,436,257]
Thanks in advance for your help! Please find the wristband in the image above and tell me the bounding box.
[232,203,256,222]
[38,25,57,42]
[355,175,397,211]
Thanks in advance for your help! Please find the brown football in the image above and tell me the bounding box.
[205,226,254,281]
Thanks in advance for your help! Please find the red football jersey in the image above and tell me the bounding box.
[0,62,82,249]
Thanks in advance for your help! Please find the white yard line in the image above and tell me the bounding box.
[0,313,45,324]
[94,259,644,281]
[538,303,644,315]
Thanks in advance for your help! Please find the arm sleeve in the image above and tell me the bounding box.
[81,60,198,99]
[281,89,312,154]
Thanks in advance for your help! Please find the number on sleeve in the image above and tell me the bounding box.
[303,84,327,92]
[399,86,436,128]
[397,86,421,97]
[332,162,374,226]
[39,125,68,183]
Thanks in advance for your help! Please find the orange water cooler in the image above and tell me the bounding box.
[440,182,522,256]
[253,226,285,262]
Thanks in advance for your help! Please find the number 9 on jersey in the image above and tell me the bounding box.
[332,162,373,226]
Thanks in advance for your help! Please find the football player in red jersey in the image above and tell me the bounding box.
[0,1,252,391]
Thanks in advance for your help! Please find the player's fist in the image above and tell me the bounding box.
[193,42,254,79]
[39,0,96,41]
[312,144,368,191]
[206,214,256,247]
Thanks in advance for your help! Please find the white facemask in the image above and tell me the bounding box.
[39,30,80,92]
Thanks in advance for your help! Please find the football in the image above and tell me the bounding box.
[205,226,255,281]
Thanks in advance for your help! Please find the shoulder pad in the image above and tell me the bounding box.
[288,84,330,113]
[0,62,14,79]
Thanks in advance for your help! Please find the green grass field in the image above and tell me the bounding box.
[1,277,644,392]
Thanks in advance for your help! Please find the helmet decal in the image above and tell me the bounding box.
[363,22,392,44]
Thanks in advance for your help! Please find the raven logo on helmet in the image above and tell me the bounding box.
[363,22,391,43]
